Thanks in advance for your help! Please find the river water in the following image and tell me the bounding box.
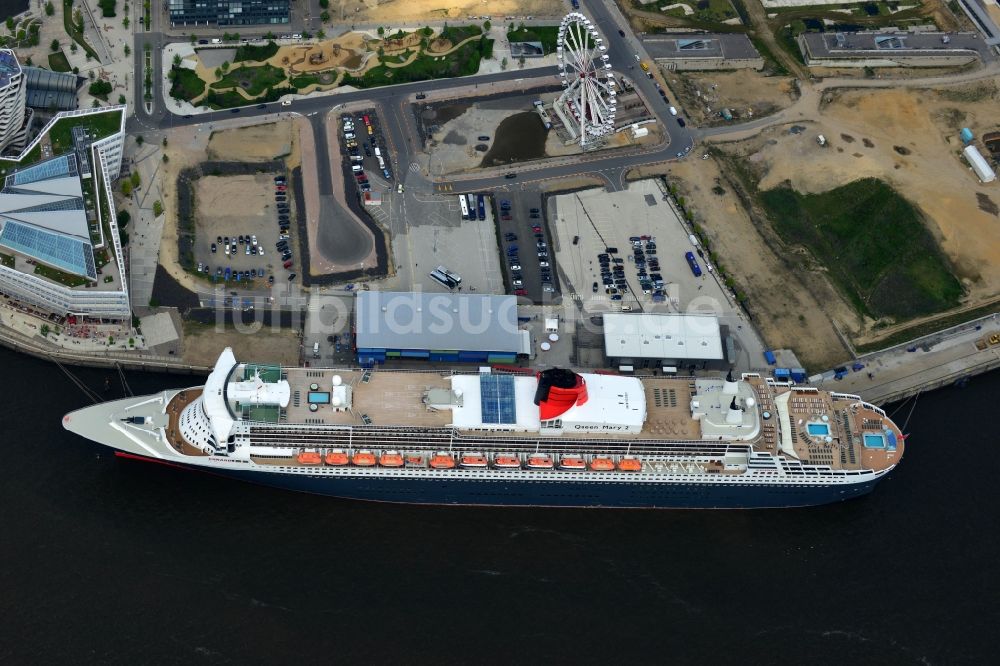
[0,346,995,664]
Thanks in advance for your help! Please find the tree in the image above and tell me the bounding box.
[162,154,169,163]
[152,200,163,217]
[121,180,132,196]
[92,99,101,108]
[501,57,507,70]
[130,171,140,188]
[70,42,77,53]
[122,16,129,28]
[88,80,112,97]
[5,18,13,33]
[173,54,181,67]
[214,66,222,78]
[117,210,130,227]
[221,61,229,72]
[88,69,95,80]
[483,20,491,32]
[72,66,79,74]
[123,44,130,56]
[317,29,326,39]
[162,137,168,147]
[319,0,328,6]
[377,26,385,37]
[24,56,32,66]
[136,135,144,146]
[50,38,59,52]
[118,94,126,104]
[320,10,330,23]
[45,2,54,16]
[41,324,50,337]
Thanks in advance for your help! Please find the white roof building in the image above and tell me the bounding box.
[603,313,724,362]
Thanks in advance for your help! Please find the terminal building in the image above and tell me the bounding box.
[355,291,527,366]
[641,34,763,71]
[602,313,728,372]
[0,107,130,319]
[797,31,989,68]
[168,0,290,27]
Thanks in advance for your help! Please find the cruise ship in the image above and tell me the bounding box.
[62,348,905,508]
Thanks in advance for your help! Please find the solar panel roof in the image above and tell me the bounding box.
[480,374,517,425]
[0,220,96,279]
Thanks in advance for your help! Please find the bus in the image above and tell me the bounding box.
[476,194,486,221]
[429,269,458,290]
[685,251,703,277]
[459,195,469,219]
[436,265,462,285]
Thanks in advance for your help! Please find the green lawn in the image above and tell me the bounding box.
[47,50,71,72]
[233,41,279,63]
[346,38,493,88]
[0,252,13,268]
[45,109,124,156]
[34,263,89,287]
[169,66,206,101]
[438,25,482,44]
[289,73,320,89]
[760,178,964,320]
[506,25,559,54]
[211,63,287,97]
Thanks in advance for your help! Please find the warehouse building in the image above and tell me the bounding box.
[168,0,289,27]
[642,34,763,71]
[603,313,727,372]
[355,291,527,365]
[798,31,989,68]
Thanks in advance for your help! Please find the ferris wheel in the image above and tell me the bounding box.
[556,12,616,147]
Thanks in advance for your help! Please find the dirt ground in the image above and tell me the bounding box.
[207,122,294,161]
[336,0,564,22]
[182,323,301,367]
[666,69,798,127]
[707,80,1000,349]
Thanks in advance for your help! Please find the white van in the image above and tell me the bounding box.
[313,342,320,358]
[688,234,699,247]
[668,106,678,116]
[351,165,363,172]
[349,155,363,162]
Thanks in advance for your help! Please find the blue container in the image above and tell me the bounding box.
[764,350,777,365]
[774,368,791,380]
[791,368,807,383]
[961,128,974,144]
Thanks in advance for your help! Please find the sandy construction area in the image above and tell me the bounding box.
[195,175,273,227]
[182,323,301,367]
[708,80,1000,348]
[668,69,798,127]
[337,0,564,22]
[207,122,294,161]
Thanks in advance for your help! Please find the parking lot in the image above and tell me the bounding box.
[337,109,393,202]
[548,179,715,313]
[493,190,561,304]
[191,171,299,290]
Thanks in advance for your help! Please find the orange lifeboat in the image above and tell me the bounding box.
[494,454,521,469]
[297,451,322,465]
[352,449,377,467]
[430,452,456,469]
[559,455,586,471]
[618,456,642,472]
[379,450,404,467]
[589,456,615,472]
[324,449,349,466]
[460,452,488,468]
[405,454,426,467]
[526,453,554,470]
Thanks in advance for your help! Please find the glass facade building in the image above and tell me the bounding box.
[168,0,290,27]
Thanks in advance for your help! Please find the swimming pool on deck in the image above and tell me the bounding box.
[863,431,898,450]
[807,422,831,437]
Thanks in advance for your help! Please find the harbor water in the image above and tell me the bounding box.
[0,345,995,664]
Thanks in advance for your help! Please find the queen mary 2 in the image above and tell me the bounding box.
[63,348,904,508]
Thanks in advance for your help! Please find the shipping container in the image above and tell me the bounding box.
[764,350,777,365]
